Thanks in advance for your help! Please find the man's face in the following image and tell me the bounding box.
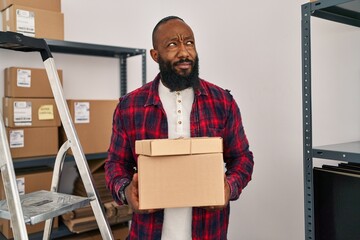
[151,19,199,91]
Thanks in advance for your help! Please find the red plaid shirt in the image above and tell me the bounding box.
[105,74,254,240]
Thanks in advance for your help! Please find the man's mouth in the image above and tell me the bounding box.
[174,60,193,70]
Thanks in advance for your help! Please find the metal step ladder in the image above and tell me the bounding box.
[0,31,114,240]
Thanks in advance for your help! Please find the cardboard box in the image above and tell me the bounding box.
[2,5,64,40]
[6,126,59,158]
[0,168,58,238]
[5,67,63,98]
[138,153,225,209]
[135,137,223,156]
[61,100,118,154]
[136,137,225,210]
[3,97,61,127]
[0,0,61,12]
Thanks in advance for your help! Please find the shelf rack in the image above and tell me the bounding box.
[301,0,360,239]
[0,37,146,239]
[45,39,147,97]
[12,152,108,169]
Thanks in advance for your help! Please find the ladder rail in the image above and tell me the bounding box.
[43,140,69,240]
[44,54,113,240]
[0,114,29,240]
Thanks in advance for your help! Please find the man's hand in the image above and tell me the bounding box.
[204,174,231,211]
[125,173,157,214]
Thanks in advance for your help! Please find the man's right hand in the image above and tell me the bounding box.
[125,173,157,214]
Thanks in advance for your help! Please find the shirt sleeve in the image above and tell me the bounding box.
[105,101,136,205]
[223,98,254,201]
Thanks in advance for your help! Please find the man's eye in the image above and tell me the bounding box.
[186,41,194,45]
[168,42,176,47]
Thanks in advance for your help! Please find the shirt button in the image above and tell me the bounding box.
[178,110,181,113]
[176,92,180,95]
[178,100,182,103]
[178,121,182,124]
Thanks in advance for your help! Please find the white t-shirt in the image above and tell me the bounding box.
[158,80,194,240]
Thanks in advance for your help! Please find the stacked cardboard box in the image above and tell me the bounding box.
[4,67,63,98]
[0,167,59,238]
[0,0,64,40]
[136,137,225,210]
[60,99,119,155]
[62,159,132,234]
[2,66,62,158]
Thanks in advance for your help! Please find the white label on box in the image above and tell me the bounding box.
[13,101,32,126]
[16,177,25,195]
[9,129,24,148]
[16,9,35,34]
[17,69,31,88]
[74,102,90,124]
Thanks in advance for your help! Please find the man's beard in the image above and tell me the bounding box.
[158,56,200,92]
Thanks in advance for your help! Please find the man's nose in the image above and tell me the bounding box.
[177,43,190,58]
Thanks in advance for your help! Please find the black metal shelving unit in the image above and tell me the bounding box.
[12,152,108,169]
[0,35,146,239]
[302,0,360,239]
[45,38,147,97]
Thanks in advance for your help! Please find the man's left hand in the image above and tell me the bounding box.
[204,174,231,211]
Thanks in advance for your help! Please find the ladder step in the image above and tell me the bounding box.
[0,190,91,225]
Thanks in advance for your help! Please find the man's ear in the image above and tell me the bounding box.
[150,49,159,63]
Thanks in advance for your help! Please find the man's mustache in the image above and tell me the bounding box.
[174,59,193,65]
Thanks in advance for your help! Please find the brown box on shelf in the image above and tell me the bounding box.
[0,168,58,239]
[5,67,63,98]
[60,100,118,155]
[0,0,61,12]
[136,137,225,210]
[3,97,61,128]
[6,126,58,158]
[2,5,64,40]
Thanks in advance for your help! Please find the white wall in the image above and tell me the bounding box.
[1,0,360,239]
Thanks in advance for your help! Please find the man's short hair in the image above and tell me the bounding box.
[152,16,184,48]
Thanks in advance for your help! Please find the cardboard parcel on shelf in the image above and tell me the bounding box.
[6,126,59,158]
[0,0,62,12]
[2,5,64,40]
[3,97,61,128]
[61,99,118,155]
[136,137,225,210]
[5,67,63,98]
